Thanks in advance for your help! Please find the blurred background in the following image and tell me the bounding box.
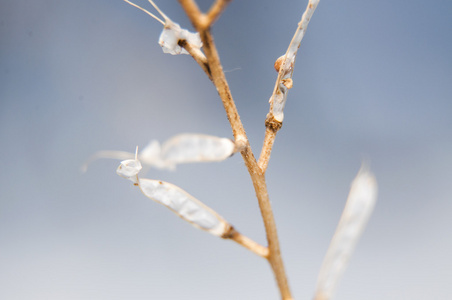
[1,0,451,299]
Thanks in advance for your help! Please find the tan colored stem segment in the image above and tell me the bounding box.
[178,40,212,80]
[206,0,232,27]
[178,1,292,298]
[223,227,269,258]
[258,117,283,173]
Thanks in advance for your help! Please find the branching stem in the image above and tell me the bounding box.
[223,227,269,258]
[178,40,212,80]
[178,1,292,299]
[206,0,232,27]
[258,127,278,172]
[259,0,320,174]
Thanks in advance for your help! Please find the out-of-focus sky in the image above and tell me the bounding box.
[1,1,451,299]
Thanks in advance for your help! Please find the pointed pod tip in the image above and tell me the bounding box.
[355,161,377,190]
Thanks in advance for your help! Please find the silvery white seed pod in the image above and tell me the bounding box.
[123,0,202,55]
[314,165,377,300]
[269,0,320,123]
[160,134,236,168]
[159,20,202,55]
[82,133,237,172]
[116,157,230,237]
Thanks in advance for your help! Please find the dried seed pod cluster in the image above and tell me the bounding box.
[116,150,231,237]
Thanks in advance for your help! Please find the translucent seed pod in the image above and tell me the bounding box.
[116,159,142,185]
[269,0,320,123]
[82,134,236,172]
[271,85,289,123]
[116,147,142,184]
[314,165,377,300]
[160,134,236,167]
[159,20,202,55]
[116,157,230,237]
[124,0,202,55]
[138,178,229,236]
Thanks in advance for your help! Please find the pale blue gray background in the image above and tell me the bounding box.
[1,0,451,299]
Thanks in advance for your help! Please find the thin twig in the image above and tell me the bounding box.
[223,227,269,258]
[178,0,203,27]
[258,0,320,174]
[178,40,212,80]
[258,127,277,172]
[206,0,232,27]
[178,1,292,298]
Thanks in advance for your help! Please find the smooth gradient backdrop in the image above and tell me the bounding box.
[1,0,451,299]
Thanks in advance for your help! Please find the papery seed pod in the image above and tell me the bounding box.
[82,134,236,172]
[269,0,320,123]
[116,157,230,237]
[160,134,236,166]
[314,166,377,300]
[138,178,229,236]
[159,20,202,55]
[124,0,202,55]
[116,147,142,184]
[116,158,142,185]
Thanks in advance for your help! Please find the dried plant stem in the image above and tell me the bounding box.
[178,40,212,80]
[259,0,319,174]
[259,128,279,174]
[258,121,281,173]
[178,0,203,27]
[224,227,269,258]
[206,0,232,27]
[178,0,292,299]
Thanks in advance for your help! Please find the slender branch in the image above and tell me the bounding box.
[178,40,212,80]
[258,127,277,172]
[258,0,320,174]
[178,1,292,298]
[223,227,269,258]
[206,0,232,27]
[178,0,204,29]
